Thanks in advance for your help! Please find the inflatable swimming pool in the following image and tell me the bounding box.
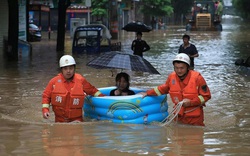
[83,87,168,124]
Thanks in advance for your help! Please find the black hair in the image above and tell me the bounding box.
[137,32,142,36]
[182,34,190,40]
[115,72,130,89]
[235,57,250,67]
[245,56,250,67]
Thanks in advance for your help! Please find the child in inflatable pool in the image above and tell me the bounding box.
[110,72,135,96]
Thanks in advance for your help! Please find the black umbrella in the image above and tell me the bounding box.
[122,21,152,32]
[86,51,160,74]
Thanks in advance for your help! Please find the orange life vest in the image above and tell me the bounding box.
[169,71,202,117]
[51,74,85,121]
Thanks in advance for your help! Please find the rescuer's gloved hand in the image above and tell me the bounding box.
[42,108,50,119]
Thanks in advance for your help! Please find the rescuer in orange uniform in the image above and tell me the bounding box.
[141,53,211,126]
[42,55,104,122]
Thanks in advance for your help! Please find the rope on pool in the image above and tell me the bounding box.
[160,101,183,126]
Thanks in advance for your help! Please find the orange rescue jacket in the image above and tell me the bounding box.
[51,74,85,119]
[168,72,202,117]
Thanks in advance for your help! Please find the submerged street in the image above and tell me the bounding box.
[0,15,250,155]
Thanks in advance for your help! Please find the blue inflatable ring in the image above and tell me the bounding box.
[83,87,168,124]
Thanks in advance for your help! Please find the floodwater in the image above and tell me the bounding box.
[0,15,250,156]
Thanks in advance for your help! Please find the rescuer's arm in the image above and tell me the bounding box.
[41,80,54,119]
[188,75,211,107]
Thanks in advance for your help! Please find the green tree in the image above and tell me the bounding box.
[171,0,193,24]
[91,0,109,20]
[71,0,109,22]
[70,0,109,18]
[140,0,173,17]
[232,0,250,19]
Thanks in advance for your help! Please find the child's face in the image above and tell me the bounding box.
[117,77,128,90]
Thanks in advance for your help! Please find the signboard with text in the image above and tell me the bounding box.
[19,0,27,41]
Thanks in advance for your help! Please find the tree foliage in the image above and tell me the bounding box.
[91,0,109,17]
[171,0,193,24]
[71,0,109,17]
[140,0,173,17]
[232,0,250,19]
[171,0,193,17]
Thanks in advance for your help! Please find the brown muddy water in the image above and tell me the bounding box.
[0,15,250,156]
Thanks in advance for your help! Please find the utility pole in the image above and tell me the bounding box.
[85,0,91,24]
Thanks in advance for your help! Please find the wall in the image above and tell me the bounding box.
[0,0,8,49]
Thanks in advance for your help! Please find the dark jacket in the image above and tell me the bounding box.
[131,39,150,57]
[178,43,198,68]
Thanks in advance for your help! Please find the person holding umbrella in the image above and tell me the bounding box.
[140,53,211,126]
[131,32,150,57]
[110,72,135,96]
